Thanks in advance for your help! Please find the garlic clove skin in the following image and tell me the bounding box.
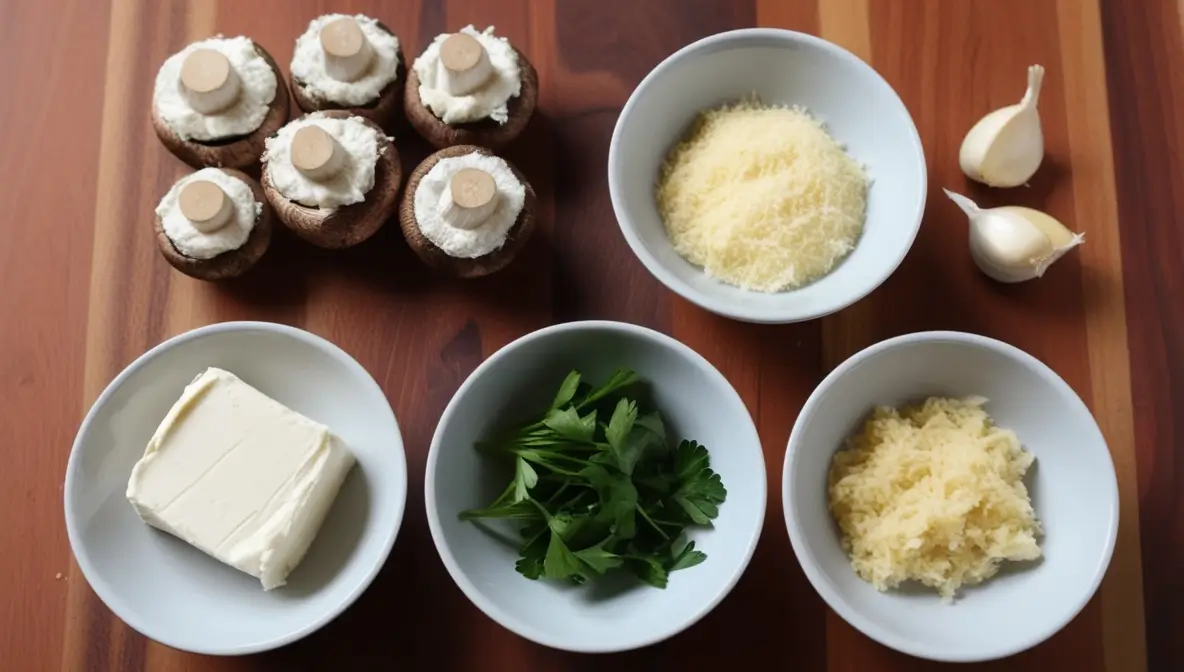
[944,188,1084,283]
[968,211,1054,283]
[959,65,1045,188]
[995,206,1085,277]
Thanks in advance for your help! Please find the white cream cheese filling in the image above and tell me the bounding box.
[126,367,356,591]
[264,113,383,210]
[291,14,401,107]
[153,36,277,142]
[413,25,521,125]
[414,152,525,258]
[156,168,261,260]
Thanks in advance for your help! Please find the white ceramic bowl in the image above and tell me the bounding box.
[425,321,766,652]
[783,331,1119,662]
[609,28,926,323]
[64,322,407,655]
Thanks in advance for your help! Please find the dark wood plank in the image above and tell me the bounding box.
[1100,0,1184,669]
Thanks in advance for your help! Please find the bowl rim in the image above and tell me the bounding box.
[62,320,408,656]
[608,27,927,324]
[424,319,768,653]
[781,330,1120,662]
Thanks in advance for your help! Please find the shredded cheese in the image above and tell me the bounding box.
[828,397,1042,602]
[655,99,869,292]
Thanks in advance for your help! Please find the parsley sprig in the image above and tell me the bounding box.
[459,369,727,589]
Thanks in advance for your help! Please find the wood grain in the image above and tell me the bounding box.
[0,1,109,670]
[0,0,1175,669]
[1056,2,1146,669]
[1100,0,1184,669]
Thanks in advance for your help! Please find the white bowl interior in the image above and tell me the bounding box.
[785,334,1118,661]
[610,30,926,323]
[65,324,407,654]
[427,323,766,652]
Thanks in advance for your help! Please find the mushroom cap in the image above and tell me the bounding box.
[262,111,402,249]
[404,46,538,150]
[291,21,406,133]
[152,43,291,169]
[154,168,274,281]
[398,144,536,278]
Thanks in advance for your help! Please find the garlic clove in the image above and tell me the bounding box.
[944,188,1084,283]
[958,65,1045,188]
[440,167,499,230]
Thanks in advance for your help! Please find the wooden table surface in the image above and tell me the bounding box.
[2,0,1180,669]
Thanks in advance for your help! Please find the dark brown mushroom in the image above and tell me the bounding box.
[154,168,273,281]
[291,21,406,133]
[398,144,536,278]
[262,111,401,249]
[403,44,538,150]
[152,43,290,170]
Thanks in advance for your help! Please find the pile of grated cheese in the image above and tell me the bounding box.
[655,98,869,292]
[828,397,1042,602]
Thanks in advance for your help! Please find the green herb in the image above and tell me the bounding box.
[459,369,727,589]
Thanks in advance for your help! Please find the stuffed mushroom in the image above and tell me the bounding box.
[153,167,273,281]
[289,14,406,132]
[404,26,538,150]
[399,144,536,277]
[262,111,401,249]
[151,36,289,169]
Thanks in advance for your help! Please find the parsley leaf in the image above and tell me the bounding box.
[671,441,727,525]
[550,371,581,410]
[589,468,638,540]
[605,399,638,467]
[574,538,623,574]
[461,370,727,591]
[577,369,640,409]
[634,412,667,444]
[541,512,592,582]
[674,438,710,481]
[458,500,544,521]
[617,411,666,476]
[515,523,549,580]
[513,456,538,502]
[543,407,596,442]
[667,534,708,572]
[625,556,669,589]
[544,530,584,581]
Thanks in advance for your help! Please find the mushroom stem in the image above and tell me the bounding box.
[437,33,493,96]
[179,180,235,233]
[439,167,498,230]
[290,125,345,182]
[320,16,374,83]
[179,48,242,115]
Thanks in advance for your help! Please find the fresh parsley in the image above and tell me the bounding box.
[459,369,728,589]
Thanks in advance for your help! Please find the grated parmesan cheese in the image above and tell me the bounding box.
[828,397,1042,602]
[655,99,869,292]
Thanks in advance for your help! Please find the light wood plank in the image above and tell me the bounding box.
[63,1,148,670]
[1056,2,1147,670]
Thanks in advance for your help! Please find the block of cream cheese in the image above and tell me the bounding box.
[126,367,355,590]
